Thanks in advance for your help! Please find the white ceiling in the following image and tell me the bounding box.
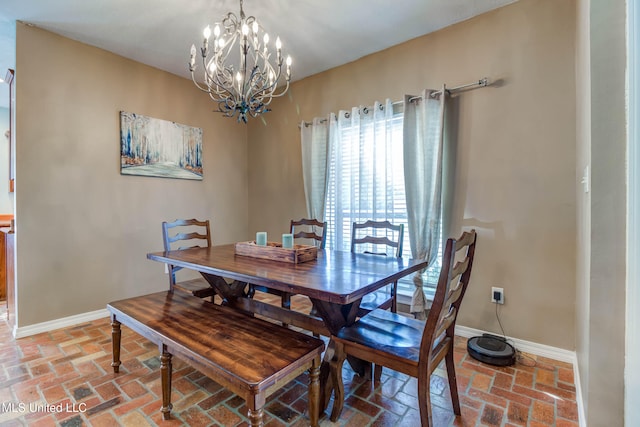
[0,0,518,109]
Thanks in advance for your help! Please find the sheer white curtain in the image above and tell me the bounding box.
[300,115,334,222]
[403,87,447,319]
[324,100,406,253]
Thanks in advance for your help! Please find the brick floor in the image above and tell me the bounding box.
[0,295,579,426]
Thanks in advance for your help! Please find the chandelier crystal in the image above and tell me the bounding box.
[189,0,292,123]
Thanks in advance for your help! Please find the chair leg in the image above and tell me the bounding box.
[445,348,461,415]
[247,284,256,298]
[280,292,291,328]
[391,281,397,313]
[281,292,291,310]
[329,341,347,422]
[417,372,433,427]
[373,364,383,382]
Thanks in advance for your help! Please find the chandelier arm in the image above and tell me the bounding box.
[246,67,268,95]
[190,72,222,94]
[269,81,291,98]
[251,72,284,101]
[201,53,238,101]
[246,61,280,96]
[260,79,291,105]
[200,69,234,101]
[207,68,236,99]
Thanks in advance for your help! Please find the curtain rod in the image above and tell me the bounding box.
[433,77,489,97]
[299,77,489,128]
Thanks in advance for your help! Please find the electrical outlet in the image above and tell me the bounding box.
[491,287,504,304]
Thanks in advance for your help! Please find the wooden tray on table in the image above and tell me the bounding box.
[234,241,318,264]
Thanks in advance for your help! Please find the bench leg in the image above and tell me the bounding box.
[110,318,121,373]
[247,408,263,427]
[309,356,321,427]
[247,393,265,427]
[160,347,173,420]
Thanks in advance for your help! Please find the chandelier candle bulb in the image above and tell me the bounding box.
[189,45,196,67]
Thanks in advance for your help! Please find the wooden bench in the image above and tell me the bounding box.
[107,291,324,426]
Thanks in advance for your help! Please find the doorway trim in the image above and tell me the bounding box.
[626,1,639,425]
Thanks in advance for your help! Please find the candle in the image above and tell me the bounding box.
[282,233,293,249]
[256,232,267,246]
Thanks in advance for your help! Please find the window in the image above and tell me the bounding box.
[323,102,442,296]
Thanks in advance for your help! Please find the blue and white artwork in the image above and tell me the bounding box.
[120,111,203,180]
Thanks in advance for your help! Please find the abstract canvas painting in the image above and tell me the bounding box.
[120,111,203,180]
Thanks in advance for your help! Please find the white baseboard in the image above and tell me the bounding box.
[13,308,110,339]
[455,325,575,363]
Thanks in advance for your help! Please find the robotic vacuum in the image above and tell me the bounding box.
[467,334,516,366]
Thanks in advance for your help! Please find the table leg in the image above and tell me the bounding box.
[319,339,335,412]
[311,298,372,415]
[200,273,249,303]
[110,318,121,373]
[160,347,173,420]
[329,341,347,422]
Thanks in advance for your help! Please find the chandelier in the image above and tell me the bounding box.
[189,0,292,123]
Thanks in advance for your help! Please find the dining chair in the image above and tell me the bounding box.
[249,218,327,323]
[290,218,327,249]
[351,220,404,315]
[291,218,327,321]
[162,218,215,299]
[329,229,477,426]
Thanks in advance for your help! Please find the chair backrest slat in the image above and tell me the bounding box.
[443,282,464,311]
[450,258,470,280]
[433,306,457,341]
[295,231,322,240]
[351,221,404,258]
[168,232,209,245]
[455,230,477,248]
[352,236,399,248]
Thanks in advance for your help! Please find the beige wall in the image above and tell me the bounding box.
[15,23,247,327]
[247,0,577,348]
[575,0,627,425]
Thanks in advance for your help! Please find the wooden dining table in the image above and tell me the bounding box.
[147,243,428,412]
